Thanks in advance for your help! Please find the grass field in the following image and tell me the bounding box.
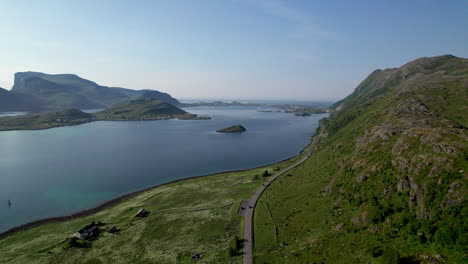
[0,154,304,264]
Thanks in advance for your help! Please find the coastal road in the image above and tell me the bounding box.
[242,151,312,264]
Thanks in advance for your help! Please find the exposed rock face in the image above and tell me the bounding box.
[397,178,410,191]
[440,181,465,209]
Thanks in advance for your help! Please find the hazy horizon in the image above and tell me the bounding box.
[1,0,467,101]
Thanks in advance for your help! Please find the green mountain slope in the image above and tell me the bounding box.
[128,90,181,105]
[254,55,467,263]
[10,72,181,110]
[0,87,45,112]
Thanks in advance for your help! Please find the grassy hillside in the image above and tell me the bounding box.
[254,55,467,263]
[12,76,109,110]
[128,90,182,106]
[0,109,95,131]
[0,154,305,264]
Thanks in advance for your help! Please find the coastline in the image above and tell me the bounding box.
[0,142,312,240]
[0,115,210,132]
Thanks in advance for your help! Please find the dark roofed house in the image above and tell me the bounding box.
[134,208,148,217]
[191,253,203,260]
[73,222,99,239]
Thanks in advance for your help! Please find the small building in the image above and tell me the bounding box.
[191,253,203,260]
[134,208,148,217]
[73,222,99,239]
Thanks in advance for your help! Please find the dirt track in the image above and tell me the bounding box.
[242,152,311,264]
[242,127,325,264]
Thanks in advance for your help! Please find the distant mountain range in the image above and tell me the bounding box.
[0,72,180,112]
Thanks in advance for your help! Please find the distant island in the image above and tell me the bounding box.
[182,101,262,107]
[273,105,330,114]
[216,125,246,133]
[0,99,210,131]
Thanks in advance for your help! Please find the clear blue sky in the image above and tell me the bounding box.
[0,0,467,101]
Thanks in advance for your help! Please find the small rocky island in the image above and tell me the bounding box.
[216,125,246,133]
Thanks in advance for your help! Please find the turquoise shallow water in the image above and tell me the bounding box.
[0,106,327,232]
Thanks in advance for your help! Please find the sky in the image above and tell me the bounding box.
[0,0,467,101]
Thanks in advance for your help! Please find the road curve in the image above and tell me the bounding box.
[242,152,311,264]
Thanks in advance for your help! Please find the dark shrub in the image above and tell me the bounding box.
[382,247,400,264]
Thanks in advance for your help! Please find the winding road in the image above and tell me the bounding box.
[241,151,312,264]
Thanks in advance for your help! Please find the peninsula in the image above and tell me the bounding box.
[0,99,210,131]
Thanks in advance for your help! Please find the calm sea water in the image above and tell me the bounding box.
[0,106,327,232]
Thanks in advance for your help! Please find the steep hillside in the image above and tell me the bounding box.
[0,87,45,112]
[130,90,181,106]
[254,55,467,263]
[10,72,181,110]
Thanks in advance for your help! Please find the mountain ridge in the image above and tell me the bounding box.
[254,54,467,263]
[7,71,181,111]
